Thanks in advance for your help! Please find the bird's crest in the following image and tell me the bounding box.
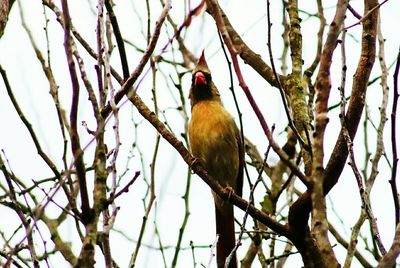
[193,50,210,75]
[189,50,221,106]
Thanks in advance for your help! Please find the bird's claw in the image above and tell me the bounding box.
[225,186,235,201]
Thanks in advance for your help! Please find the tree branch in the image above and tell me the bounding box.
[126,89,291,239]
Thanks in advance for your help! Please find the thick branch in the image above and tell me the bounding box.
[377,224,400,268]
[0,0,15,38]
[290,0,379,227]
[206,1,285,88]
[323,0,378,194]
[289,0,379,266]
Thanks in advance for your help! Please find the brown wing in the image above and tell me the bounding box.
[235,125,244,197]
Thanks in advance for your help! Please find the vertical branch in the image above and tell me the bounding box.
[303,0,325,78]
[105,0,130,80]
[364,12,390,255]
[128,131,159,268]
[391,46,400,226]
[171,168,192,268]
[226,147,271,268]
[287,0,302,76]
[289,0,379,264]
[367,13,389,194]
[340,27,362,268]
[340,25,386,259]
[60,0,92,224]
[329,223,373,268]
[217,32,250,186]
[322,0,379,193]
[313,0,349,170]
[285,0,310,149]
[97,0,106,106]
[310,0,348,266]
[169,46,193,268]
[169,22,195,266]
[99,1,116,267]
[267,0,309,152]
[149,60,163,262]
[128,55,159,268]
[280,0,289,76]
[304,0,325,123]
[343,212,368,268]
[313,0,349,169]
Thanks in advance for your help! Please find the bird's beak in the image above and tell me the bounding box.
[194,72,207,87]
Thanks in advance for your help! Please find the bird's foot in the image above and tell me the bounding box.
[225,186,235,201]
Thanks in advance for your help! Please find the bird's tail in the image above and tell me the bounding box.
[215,202,237,268]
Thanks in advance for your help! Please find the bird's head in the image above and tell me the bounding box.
[189,51,220,106]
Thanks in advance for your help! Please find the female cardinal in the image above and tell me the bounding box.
[188,51,244,268]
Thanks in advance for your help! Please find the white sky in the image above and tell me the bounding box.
[0,0,399,267]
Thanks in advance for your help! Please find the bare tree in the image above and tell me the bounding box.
[0,0,399,267]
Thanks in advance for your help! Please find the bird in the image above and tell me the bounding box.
[188,51,244,268]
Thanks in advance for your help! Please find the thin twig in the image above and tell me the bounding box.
[126,87,291,239]
[0,66,61,181]
[42,0,124,85]
[347,4,362,19]
[128,56,161,268]
[344,0,388,30]
[225,147,271,268]
[105,0,129,79]
[329,223,373,268]
[217,31,250,189]
[304,0,325,124]
[100,0,172,118]
[339,24,387,258]
[206,0,309,189]
[390,45,400,226]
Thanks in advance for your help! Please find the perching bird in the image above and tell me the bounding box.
[188,51,244,268]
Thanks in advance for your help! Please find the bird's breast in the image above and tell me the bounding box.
[188,101,239,187]
[189,101,235,149]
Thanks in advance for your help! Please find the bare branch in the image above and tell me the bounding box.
[390,45,400,226]
[206,0,309,189]
[101,0,172,118]
[377,224,400,267]
[126,88,291,238]
[60,0,92,225]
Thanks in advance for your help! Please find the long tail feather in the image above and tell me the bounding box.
[215,203,237,268]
